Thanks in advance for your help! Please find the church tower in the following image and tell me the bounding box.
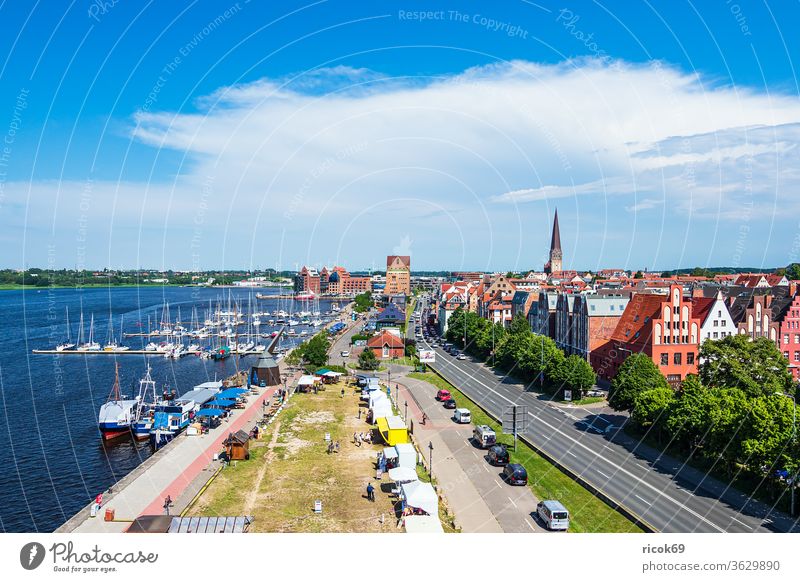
[545,209,562,274]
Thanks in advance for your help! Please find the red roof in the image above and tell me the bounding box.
[367,331,404,349]
[609,294,665,349]
[689,297,715,325]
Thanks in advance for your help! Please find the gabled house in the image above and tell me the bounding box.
[598,285,701,387]
[778,294,800,379]
[528,292,558,337]
[691,291,736,343]
[366,330,405,359]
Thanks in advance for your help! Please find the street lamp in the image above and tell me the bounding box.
[428,440,434,479]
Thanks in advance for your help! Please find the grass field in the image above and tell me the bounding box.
[407,371,644,533]
[187,381,452,532]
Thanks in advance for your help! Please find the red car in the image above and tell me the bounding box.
[436,389,451,401]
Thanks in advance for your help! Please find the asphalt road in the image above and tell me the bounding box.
[414,299,800,534]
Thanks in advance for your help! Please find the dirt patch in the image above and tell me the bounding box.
[294,410,335,426]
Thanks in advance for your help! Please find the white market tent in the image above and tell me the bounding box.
[323,371,343,378]
[368,391,388,408]
[388,466,418,483]
[400,481,438,516]
[403,514,444,533]
[382,447,399,462]
[393,443,418,469]
[298,375,317,387]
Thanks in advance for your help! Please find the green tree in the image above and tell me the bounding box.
[353,292,373,313]
[665,375,713,451]
[608,353,669,411]
[704,387,750,477]
[633,271,644,279]
[699,335,793,397]
[785,263,800,281]
[631,387,675,442]
[285,348,302,367]
[302,333,330,367]
[552,355,596,399]
[358,347,380,370]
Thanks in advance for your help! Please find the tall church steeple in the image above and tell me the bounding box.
[545,209,563,274]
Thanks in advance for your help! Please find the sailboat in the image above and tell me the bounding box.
[78,314,101,351]
[56,307,76,351]
[97,364,138,441]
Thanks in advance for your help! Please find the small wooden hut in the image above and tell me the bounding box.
[223,430,251,461]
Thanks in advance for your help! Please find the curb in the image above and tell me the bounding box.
[427,364,656,533]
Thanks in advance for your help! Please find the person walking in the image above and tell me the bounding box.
[341,388,345,398]
[366,482,375,502]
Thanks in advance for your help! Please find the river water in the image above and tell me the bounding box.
[0,285,338,532]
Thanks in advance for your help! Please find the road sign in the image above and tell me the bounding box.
[418,349,436,363]
[502,405,528,450]
[563,389,572,402]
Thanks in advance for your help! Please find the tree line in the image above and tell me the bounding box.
[609,334,798,495]
[444,308,596,399]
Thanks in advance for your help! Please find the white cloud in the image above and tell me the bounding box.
[9,59,800,269]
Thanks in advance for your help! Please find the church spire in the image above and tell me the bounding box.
[545,209,563,274]
[550,208,562,254]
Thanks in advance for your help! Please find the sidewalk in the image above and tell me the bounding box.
[395,374,503,533]
[66,381,283,532]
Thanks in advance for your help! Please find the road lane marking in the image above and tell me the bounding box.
[432,359,726,533]
[527,520,535,531]
[508,496,518,508]
[635,494,648,503]
[596,469,609,479]
[565,451,577,457]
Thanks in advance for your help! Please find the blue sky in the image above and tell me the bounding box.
[1,0,799,272]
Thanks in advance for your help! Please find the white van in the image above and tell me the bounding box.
[473,425,496,448]
[453,408,471,424]
[537,500,570,531]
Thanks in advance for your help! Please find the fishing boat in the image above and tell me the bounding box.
[130,366,157,440]
[211,345,231,360]
[98,364,138,441]
[144,342,159,351]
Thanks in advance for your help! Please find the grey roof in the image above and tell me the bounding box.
[584,295,630,317]
[254,352,278,369]
[511,291,530,306]
[176,387,220,406]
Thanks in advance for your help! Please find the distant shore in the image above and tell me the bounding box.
[0,283,292,291]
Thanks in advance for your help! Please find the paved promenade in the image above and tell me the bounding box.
[63,382,282,532]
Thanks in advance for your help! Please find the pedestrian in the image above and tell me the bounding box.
[341,388,345,398]
[356,433,362,447]
[334,441,340,453]
[163,495,172,516]
[366,482,375,502]
[358,408,362,419]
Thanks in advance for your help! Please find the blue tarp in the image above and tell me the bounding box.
[217,388,247,399]
[196,408,224,417]
[206,399,236,407]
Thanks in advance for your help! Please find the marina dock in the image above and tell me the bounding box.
[31,349,266,356]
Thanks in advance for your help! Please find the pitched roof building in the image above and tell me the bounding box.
[544,209,563,274]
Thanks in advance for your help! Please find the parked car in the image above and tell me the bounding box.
[443,398,457,409]
[537,500,570,530]
[340,350,350,357]
[457,353,467,360]
[453,408,471,423]
[473,424,496,448]
[487,444,509,466]
[502,463,528,485]
[436,389,451,401]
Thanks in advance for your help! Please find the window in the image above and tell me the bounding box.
[785,334,790,344]
[660,353,668,366]
[795,351,800,362]
[687,352,695,365]
[784,351,790,359]
[795,334,800,343]
[713,332,718,338]
[718,310,722,318]
[610,305,615,311]
[713,320,718,327]
[721,320,726,327]
[674,352,682,365]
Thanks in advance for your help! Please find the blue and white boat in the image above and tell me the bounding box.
[149,399,194,449]
[130,366,157,441]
